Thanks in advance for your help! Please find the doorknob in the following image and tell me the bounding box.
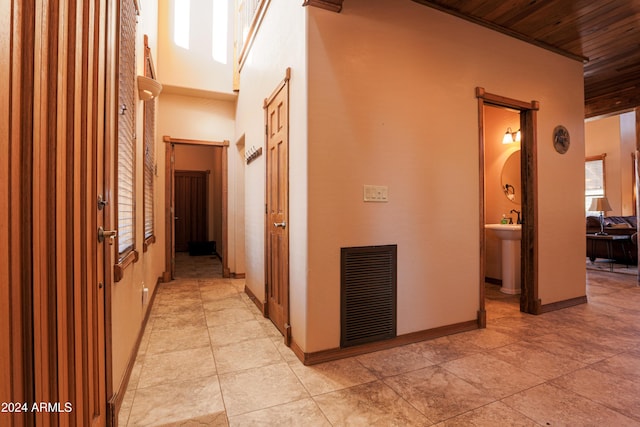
[98,226,117,244]
[274,222,287,228]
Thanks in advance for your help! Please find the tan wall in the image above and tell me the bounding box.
[233,1,308,345]
[585,112,636,216]
[157,0,235,95]
[305,0,586,352]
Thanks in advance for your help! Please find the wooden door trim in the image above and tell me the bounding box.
[163,135,229,147]
[264,68,291,108]
[104,0,118,422]
[476,87,541,324]
[222,146,229,277]
[636,107,640,282]
[163,137,231,277]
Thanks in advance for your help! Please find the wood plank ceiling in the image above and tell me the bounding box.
[305,0,640,119]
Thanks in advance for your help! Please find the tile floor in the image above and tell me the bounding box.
[119,255,640,426]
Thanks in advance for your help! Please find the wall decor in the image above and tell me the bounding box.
[553,125,570,154]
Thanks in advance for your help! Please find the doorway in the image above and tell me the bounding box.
[477,88,540,326]
[164,137,230,279]
[483,105,523,318]
[174,171,208,253]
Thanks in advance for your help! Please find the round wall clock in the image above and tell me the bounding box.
[553,125,570,154]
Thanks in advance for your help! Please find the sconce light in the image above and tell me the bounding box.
[137,75,163,101]
[502,127,521,144]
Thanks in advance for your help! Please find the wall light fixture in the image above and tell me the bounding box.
[502,127,521,144]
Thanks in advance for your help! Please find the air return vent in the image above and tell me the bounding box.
[341,245,397,348]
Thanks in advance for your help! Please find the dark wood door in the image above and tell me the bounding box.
[175,171,208,252]
[2,0,111,424]
[265,73,290,340]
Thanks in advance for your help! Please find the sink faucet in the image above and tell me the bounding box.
[510,209,522,224]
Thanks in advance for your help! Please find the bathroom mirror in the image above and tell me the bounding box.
[501,150,521,204]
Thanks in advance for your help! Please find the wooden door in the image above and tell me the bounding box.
[265,71,290,341]
[175,171,208,252]
[28,0,110,425]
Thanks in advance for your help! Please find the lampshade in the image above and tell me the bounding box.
[137,75,163,101]
[502,128,513,144]
[502,127,521,144]
[589,196,612,212]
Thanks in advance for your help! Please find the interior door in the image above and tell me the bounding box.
[174,171,208,252]
[265,72,290,341]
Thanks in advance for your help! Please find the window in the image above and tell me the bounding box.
[585,154,606,213]
[173,0,190,49]
[143,36,156,250]
[115,0,139,281]
[212,0,228,64]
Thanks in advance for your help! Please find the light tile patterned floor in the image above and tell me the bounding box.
[119,255,640,426]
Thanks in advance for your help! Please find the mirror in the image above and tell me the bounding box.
[501,150,521,204]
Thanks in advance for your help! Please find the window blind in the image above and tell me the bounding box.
[143,56,155,240]
[585,158,605,212]
[117,0,137,257]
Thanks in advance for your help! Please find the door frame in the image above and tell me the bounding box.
[163,136,230,278]
[477,87,541,326]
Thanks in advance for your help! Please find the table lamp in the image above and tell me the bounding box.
[589,196,612,235]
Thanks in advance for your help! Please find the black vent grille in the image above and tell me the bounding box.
[341,245,397,348]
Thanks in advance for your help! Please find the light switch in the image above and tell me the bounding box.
[364,185,388,202]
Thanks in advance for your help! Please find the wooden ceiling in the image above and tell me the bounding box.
[305,0,640,118]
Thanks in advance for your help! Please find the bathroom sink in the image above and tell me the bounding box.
[485,224,521,240]
[485,224,522,294]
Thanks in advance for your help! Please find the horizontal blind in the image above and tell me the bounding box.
[143,56,155,240]
[117,0,136,257]
[585,158,604,212]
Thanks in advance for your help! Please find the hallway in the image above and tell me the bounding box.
[119,258,640,426]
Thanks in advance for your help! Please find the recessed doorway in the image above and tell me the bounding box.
[476,88,540,326]
[163,136,230,280]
